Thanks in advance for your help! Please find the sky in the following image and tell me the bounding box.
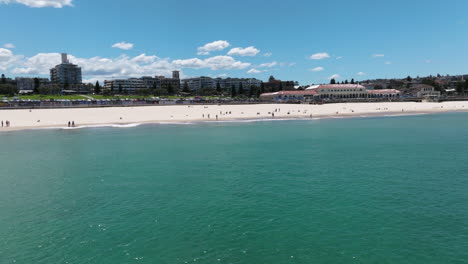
[0,0,467,85]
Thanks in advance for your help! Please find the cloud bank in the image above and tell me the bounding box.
[0,0,73,8]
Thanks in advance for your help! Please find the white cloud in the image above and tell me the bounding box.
[357,72,365,76]
[372,54,385,58]
[8,52,175,82]
[309,52,330,60]
[197,40,230,55]
[173,55,250,70]
[3,43,15,49]
[263,52,272,57]
[336,56,343,60]
[112,42,134,50]
[0,0,73,8]
[385,61,392,65]
[258,61,277,68]
[2,50,250,82]
[247,68,261,74]
[0,48,22,71]
[328,74,341,80]
[310,67,324,72]
[227,46,260,57]
[278,62,296,67]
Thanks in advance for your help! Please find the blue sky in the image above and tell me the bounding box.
[0,0,467,84]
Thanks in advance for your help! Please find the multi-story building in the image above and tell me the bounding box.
[263,76,295,92]
[182,76,262,92]
[104,78,146,93]
[104,71,180,94]
[50,53,82,86]
[15,77,50,91]
[182,76,217,91]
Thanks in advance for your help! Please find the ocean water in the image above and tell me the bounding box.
[1,113,468,264]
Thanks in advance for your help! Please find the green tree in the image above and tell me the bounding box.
[406,76,412,82]
[238,83,244,95]
[278,82,283,91]
[350,79,355,84]
[260,82,265,95]
[0,84,18,96]
[33,78,40,94]
[168,83,174,95]
[456,82,464,94]
[118,84,123,94]
[330,78,336,84]
[110,83,114,94]
[248,85,254,97]
[95,81,101,94]
[154,88,168,96]
[231,84,237,97]
[182,82,190,93]
[216,82,222,94]
[464,79,468,94]
[1,74,6,84]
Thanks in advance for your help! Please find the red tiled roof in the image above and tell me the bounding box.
[315,84,366,89]
[367,89,400,94]
[260,90,317,96]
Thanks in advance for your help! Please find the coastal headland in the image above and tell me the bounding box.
[1,101,468,132]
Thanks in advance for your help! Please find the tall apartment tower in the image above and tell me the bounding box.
[61,53,70,64]
[50,53,82,85]
[172,70,180,80]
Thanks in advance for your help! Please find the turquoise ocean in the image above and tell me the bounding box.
[1,113,467,263]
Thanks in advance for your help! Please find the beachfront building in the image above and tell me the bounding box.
[409,84,441,98]
[104,78,146,93]
[259,90,318,101]
[306,84,368,99]
[181,76,262,92]
[15,77,50,91]
[214,78,262,91]
[141,71,181,91]
[366,89,401,98]
[50,53,82,86]
[260,84,400,101]
[104,71,181,94]
[263,76,295,92]
[181,76,216,91]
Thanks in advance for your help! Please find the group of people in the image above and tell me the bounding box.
[67,121,76,127]
[1,120,11,127]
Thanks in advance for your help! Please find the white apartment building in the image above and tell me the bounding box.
[104,78,146,93]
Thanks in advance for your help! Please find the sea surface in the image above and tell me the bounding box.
[1,113,468,264]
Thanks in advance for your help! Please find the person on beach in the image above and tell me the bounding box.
[68,121,71,127]
[216,115,218,120]
[1,120,3,127]
[72,121,75,127]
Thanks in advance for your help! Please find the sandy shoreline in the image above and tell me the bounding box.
[1,101,468,132]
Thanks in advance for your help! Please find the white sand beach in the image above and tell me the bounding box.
[0,101,468,132]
